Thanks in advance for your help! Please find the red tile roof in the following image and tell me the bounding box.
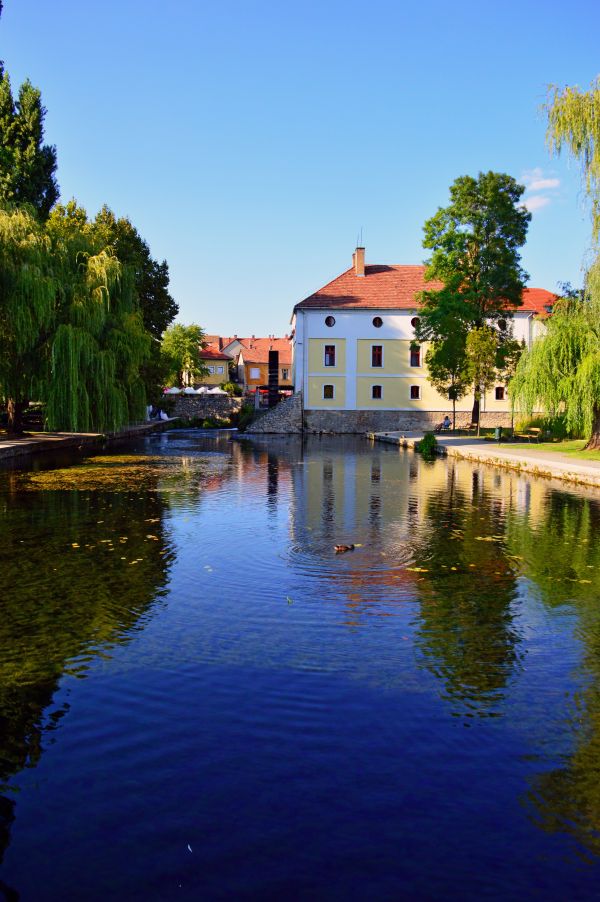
[238,337,292,365]
[200,341,231,361]
[295,264,556,314]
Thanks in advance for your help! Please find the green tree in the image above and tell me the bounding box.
[0,206,57,432]
[90,206,178,404]
[417,171,531,425]
[465,326,498,435]
[43,202,151,432]
[510,267,600,448]
[0,66,59,219]
[161,323,208,388]
[425,331,471,430]
[510,80,600,449]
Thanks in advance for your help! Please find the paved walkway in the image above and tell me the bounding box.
[0,420,177,463]
[369,431,600,489]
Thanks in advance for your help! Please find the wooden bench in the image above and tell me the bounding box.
[514,427,543,443]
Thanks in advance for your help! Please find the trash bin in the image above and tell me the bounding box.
[495,426,502,442]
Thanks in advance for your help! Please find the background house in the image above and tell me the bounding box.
[199,336,233,386]
[222,336,293,393]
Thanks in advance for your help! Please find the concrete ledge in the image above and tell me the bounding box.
[369,431,600,489]
[0,419,178,463]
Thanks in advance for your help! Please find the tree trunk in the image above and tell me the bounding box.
[452,397,456,431]
[585,405,600,450]
[6,398,26,434]
[472,388,480,431]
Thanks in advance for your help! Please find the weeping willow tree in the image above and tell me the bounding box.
[0,206,57,432]
[511,79,600,449]
[510,264,600,448]
[41,202,151,432]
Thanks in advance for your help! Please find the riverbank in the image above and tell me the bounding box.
[0,419,178,463]
[369,431,600,489]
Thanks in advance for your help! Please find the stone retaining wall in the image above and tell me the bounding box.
[171,395,242,420]
[303,409,513,434]
[245,392,303,433]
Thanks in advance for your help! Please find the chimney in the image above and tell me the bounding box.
[354,246,365,277]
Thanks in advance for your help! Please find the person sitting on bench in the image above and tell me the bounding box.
[434,415,451,433]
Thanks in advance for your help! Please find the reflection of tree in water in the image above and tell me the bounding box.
[412,469,521,718]
[508,493,600,857]
[0,485,174,888]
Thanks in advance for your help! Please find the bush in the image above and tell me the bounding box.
[514,414,575,440]
[415,431,438,460]
[236,402,255,433]
[221,381,243,397]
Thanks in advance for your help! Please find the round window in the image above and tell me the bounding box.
[325,315,336,327]
[372,316,383,328]
[411,316,420,329]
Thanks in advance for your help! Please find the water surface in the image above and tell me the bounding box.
[1,432,600,900]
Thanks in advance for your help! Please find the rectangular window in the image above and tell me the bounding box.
[207,366,215,374]
[410,385,421,400]
[372,385,382,400]
[324,345,336,367]
[281,368,289,380]
[410,346,421,367]
[495,386,505,400]
[250,367,260,379]
[371,345,383,367]
[216,366,224,375]
[323,384,334,399]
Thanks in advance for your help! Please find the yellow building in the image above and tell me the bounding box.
[291,246,556,432]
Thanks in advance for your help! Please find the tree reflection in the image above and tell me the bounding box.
[412,466,522,717]
[508,493,600,857]
[0,483,174,879]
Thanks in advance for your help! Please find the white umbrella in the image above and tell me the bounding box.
[165,387,181,394]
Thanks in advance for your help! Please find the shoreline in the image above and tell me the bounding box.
[368,431,600,490]
[0,419,178,464]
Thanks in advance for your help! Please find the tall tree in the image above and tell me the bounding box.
[0,67,59,219]
[43,202,151,432]
[161,323,208,388]
[0,207,56,433]
[424,329,471,430]
[511,79,600,449]
[465,327,498,435]
[417,171,531,425]
[510,266,600,448]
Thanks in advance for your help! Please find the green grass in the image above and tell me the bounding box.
[505,440,600,461]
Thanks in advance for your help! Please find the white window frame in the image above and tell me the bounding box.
[281,368,289,380]
[495,386,505,401]
[216,366,224,375]
[410,384,421,400]
[207,365,215,374]
[323,383,335,400]
[250,367,260,379]
[372,384,383,400]
[324,344,336,367]
[371,344,384,368]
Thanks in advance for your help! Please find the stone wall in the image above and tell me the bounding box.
[245,392,303,433]
[303,409,513,434]
[171,395,242,421]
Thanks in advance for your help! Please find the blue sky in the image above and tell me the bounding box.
[2,0,599,335]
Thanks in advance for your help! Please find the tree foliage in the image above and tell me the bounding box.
[510,263,600,445]
[0,67,58,219]
[161,323,208,388]
[546,78,600,242]
[416,171,531,423]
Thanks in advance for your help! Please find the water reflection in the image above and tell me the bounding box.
[2,434,600,894]
[0,467,176,881]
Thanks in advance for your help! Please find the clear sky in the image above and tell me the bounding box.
[2,0,599,336]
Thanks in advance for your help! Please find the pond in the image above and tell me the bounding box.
[1,431,600,900]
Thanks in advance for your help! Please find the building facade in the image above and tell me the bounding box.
[291,248,555,432]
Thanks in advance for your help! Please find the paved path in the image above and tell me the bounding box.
[369,431,600,489]
[0,420,177,463]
